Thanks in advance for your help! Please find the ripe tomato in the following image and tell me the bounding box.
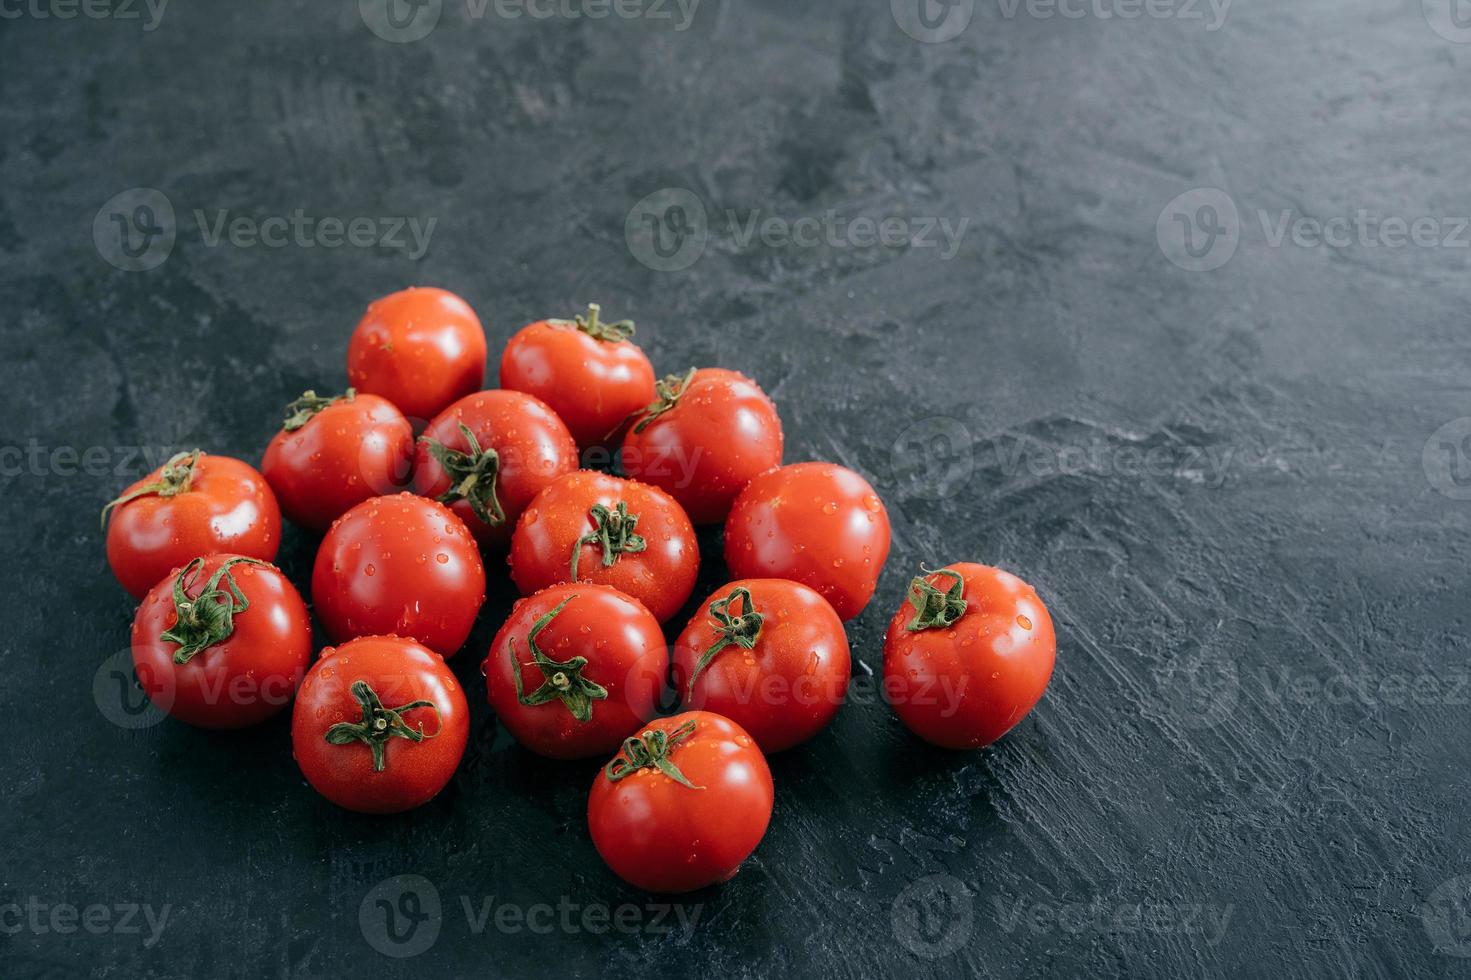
[509,471,697,623]
[312,494,486,657]
[485,583,666,759]
[104,450,281,599]
[499,303,656,450]
[882,562,1056,749]
[620,368,783,525]
[261,389,414,531]
[672,579,849,753]
[724,462,890,621]
[412,389,578,550]
[292,635,469,814]
[130,554,312,728]
[347,286,487,423]
[588,711,772,892]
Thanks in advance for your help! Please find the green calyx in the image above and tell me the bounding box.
[422,422,505,527]
[569,501,646,582]
[686,587,764,696]
[100,449,202,529]
[904,565,968,631]
[604,720,703,789]
[324,680,442,773]
[507,594,609,723]
[282,388,355,432]
[630,368,696,434]
[159,556,268,663]
[550,303,635,343]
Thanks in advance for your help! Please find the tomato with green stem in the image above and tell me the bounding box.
[348,286,487,424]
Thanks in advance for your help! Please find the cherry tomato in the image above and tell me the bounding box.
[499,303,656,450]
[587,711,772,893]
[485,583,666,759]
[723,462,890,621]
[103,450,281,599]
[882,562,1056,749]
[672,579,849,753]
[347,287,487,423]
[312,494,486,657]
[261,389,414,531]
[509,471,697,623]
[412,389,578,550]
[130,554,311,729]
[292,635,469,814]
[620,368,783,525]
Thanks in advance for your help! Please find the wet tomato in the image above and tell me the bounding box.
[723,462,890,621]
[347,286,487,423]
[312,494,486,657]
[292,635,469,814]
[130,554,312,729]
[412,389,579,550]
[103,450,281,600]
[882,562,1056,749]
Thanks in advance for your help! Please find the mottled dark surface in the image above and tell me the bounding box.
[3,0,1471,976]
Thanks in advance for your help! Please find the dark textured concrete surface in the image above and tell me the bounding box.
[3,0,1471,977]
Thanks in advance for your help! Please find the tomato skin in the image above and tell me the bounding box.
[882,562,1056,750]
[130,554,311,729]
[347,287,487,423]
[588,711,773,893]
[723,463,890,621]
[412,390,579,550]
[509,471,698,623]
[621,368,783,525]
[672,579,849,753]
[500,315,656,450]
[292,636,469,814]
[485,583,666,759]
[262,392,414,532]
[106,453,281,600]
[311,494,486,657]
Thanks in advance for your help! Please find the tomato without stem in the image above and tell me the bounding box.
[587,711,773,893]
[412,389,578,550]
[262,389,414,531]
[500,303,656,450]
[509,471,697,623]
[620,368,783,525]
[672,579,849,752]
[723,462,890,621]
[882,562,1056,749]
[104,450,281,600]
[486,584,666,759]
[347,287,487,423]
[312,494,486,657]
[130,554,312,729]
[292,635,469,814]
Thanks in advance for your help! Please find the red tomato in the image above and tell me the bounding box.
[509,471,697,623]
[412,389,578,550]
[347,287,487,423]
[312,494,486,657]
[485,584,666,759]
[130,554,311,729]
[620,368,783,524]
[587,711,772,893]
[104,451,281,599]
[882,562,1056,749]
[723,462,890,621]
[499,303,656,450]
[672,579,849,752]
[261,389,414,531]
[292,635,469,813]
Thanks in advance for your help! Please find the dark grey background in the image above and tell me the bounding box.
[3,0,1470,976]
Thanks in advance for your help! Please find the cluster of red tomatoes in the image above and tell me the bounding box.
[104,286,1057,893]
